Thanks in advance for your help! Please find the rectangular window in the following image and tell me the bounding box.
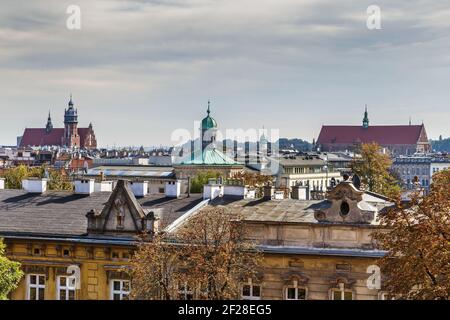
[331,289,353,300]
[110,280,130,300]
[27,274,45,300]
[285,287,306,300]
[241,279,261,300]
[57,276,76,300]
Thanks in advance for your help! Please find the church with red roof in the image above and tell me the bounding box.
[316,107,431,155]
[18,96,97,150]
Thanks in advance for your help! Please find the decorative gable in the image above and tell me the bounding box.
[86,180,155,235]
[314,182,376,224]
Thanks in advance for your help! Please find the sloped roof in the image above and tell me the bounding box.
[19,128,64,147]
[0,188,202,239]
[317,125,424,145]
[19,127,93,147]
[177,148,240,166]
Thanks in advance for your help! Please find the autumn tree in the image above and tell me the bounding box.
[350,143,400,197]
[230,171,274,188]
[3,165,72,191]
[130,207,261,300]
[373,169,450,300]
[0,239,23,300]
[130,234,185,300]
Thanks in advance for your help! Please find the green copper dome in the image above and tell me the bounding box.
[201,101,217,130]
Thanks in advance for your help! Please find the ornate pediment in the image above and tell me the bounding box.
[86,180,155,235]
[314,181,376,224]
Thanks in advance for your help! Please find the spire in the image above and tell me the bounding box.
[207,100,211,116]
[362,104,369,129]
[45,110,53,133]
[68,94,73,107]
[409,116,411,126]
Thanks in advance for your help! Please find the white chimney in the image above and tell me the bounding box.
[130,181,148,197]
[203,182,223,200]
[0,177,5,190]
[165,180,181,198]
[274,190,285,200]
[22,178,47,193]
[74,179,95,195]
[291,185,308,200]
[94,180,113,192]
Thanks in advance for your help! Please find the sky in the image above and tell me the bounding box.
[0,0,449,148]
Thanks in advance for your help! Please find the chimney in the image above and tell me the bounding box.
[263,185,274,200]
[22,178,48,194]
[0,177,5,190]
[94,180,113,192]
[291,185,308,200]
[203,180,223,200]
[130,181,148,197]
[165,180,181,198]
[74,179,95,195]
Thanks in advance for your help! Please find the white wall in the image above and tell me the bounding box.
[22,179,48,193]
[130,181,148,197]
[74,179,95,194]
[94,181,113,192]
[165,181,181,198]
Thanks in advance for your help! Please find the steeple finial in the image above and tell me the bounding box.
[409,116,411,125]
[68,94,73,107]
[207,100,211,115]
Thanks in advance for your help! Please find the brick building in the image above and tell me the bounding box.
[316,107,431,156]
[18,96,97,150]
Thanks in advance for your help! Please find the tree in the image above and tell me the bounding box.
[130,207,261,300]
[350,143,400,197]
[0,239,24,300]
[373,169,450,300]
[190,171,222,193]
[230,171,273,187]
[130,234,185,300]
[3,165,73,191]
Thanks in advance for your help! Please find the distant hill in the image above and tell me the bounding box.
[431,136,450,152]
[277,138,312,152]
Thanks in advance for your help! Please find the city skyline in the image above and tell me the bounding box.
[1,0,450,147]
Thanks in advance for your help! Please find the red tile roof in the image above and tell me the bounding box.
[317,125,424,145]
[19,128,64,147]
[19,127,92,147]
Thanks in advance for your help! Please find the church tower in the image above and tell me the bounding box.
[200,100,218,151]
[63,95,80,148]
[362,105,369,129]
[45,111,53,133]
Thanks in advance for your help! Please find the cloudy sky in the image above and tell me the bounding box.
[0,0,449,147]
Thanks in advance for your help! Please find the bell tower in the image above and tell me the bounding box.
[63,94,80,148]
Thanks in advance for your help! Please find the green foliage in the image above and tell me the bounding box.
[0,239,24,300]
[47,170,73,191]
[430,137,450,152]
[4,165,30,189]
[3,165,73,191]
[350,143,401,198]
[190,171,222,193]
